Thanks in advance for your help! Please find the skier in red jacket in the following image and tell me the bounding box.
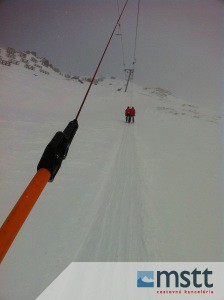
[130,106,136,123]
[125,106,131,123]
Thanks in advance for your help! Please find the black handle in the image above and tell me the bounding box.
[37,119,78,181]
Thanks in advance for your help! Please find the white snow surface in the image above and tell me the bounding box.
[0,48,223,300]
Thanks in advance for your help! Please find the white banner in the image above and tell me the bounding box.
[37,262,223,300]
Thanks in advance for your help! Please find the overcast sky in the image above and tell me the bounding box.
[0,0,223,110]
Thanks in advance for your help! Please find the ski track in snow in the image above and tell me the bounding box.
[75,125,149,261]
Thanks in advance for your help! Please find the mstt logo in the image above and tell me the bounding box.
[137,271,154,288]
[137,268,213,289]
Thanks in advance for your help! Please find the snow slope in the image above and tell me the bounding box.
[0,48,223,300]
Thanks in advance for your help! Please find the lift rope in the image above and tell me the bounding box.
[132,0,141,68]
[119,0,141,92]
[116,0,126,71]
[128,0,141,104]
[0,0,129,264]
[75,0,129,120]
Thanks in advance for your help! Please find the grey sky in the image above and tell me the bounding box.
[0,0,223,110]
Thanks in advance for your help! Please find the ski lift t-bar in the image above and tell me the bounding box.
[38,0,129,182]
[0,0,129,264]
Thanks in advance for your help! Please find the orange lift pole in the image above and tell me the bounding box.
[0,168,51,264]
[0,118,79,264]
[0,0,129,264]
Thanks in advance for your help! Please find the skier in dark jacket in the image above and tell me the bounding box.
[130,106,136,123]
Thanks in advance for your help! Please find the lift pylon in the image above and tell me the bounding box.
[124,68,134,92]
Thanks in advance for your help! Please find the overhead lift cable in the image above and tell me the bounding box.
[124,0,141,92]
[116,0,126,71]
[0,0,129,264]
[133,0,141,68]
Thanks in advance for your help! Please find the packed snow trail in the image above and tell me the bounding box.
[76,124,149,261]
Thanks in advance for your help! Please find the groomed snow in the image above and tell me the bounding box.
[0,50,222,300]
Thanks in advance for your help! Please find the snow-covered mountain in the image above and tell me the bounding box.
[0,47,222,300]
[141,276,154,283]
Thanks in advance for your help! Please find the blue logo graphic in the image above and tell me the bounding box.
[137,271,154,288]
